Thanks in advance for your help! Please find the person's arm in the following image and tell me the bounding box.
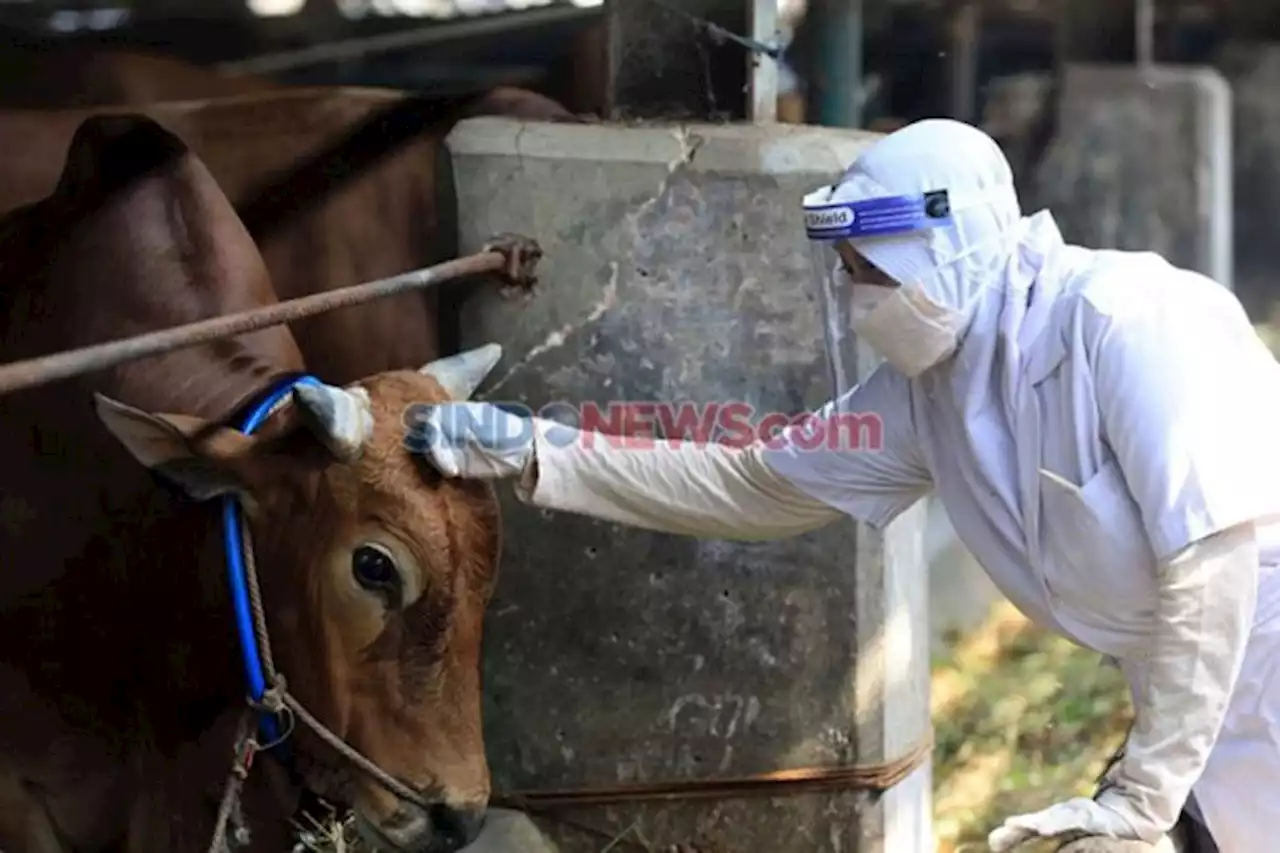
[423,366,934,540]
[514,427,841,540]
[1096,521,1257,835]
[1080,279,1277,840]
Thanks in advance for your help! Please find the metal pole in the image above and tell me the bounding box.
[748,0,778,121]
[0,240,540,397]
[1135,0,1155,68]
[216,4,600,77]
[814,0,863,127]
[948,1,979,123]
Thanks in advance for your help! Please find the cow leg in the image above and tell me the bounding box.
[0,771,67,853]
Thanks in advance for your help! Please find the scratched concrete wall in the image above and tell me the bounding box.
[446,118,933,853]
[1026,63,1233,287]
[1219,42,1280,321]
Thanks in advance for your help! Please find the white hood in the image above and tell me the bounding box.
[840,118,1028,341]
[832,118,1077,533]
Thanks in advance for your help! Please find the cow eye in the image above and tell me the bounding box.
[352,544,400,594]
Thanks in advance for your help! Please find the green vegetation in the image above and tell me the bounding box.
[931,602,1133,852]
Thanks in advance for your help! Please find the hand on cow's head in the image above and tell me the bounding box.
[92,344,508,853]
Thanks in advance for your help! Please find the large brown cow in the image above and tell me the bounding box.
[0,84,576,385]
[0,111,508,853]
[0,43,282,108]
[0,42,578,390]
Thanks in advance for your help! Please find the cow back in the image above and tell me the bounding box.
[164,88,451,384]
[0,43,277,109]
[0,114,302,602]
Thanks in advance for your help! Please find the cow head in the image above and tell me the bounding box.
[94,343,506,853]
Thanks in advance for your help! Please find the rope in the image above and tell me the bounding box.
[206,710,258,853]
[0,235,540,397]
[494,731,934,810]
[239,515,278,685]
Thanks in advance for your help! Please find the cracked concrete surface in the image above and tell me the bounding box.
[444,117,937,853]
[482,261,620,398]
[476,126,703,398]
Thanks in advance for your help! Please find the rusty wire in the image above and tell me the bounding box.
[639,0,783,59]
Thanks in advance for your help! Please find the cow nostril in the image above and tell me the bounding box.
[429,804,485,851]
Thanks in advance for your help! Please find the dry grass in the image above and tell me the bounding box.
[291,807,359,853]
[931,601,1133,853]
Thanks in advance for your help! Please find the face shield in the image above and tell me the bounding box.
[802,184,957,394]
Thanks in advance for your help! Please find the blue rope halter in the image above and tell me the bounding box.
[220,373,321,746]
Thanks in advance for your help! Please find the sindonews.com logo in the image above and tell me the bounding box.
[402,401,884,453]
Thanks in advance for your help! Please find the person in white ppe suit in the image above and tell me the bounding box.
[418,118,1280,852]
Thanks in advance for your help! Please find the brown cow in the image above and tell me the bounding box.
[0,111,507,853]
[0,85,576,386]
[0,43,281,109]
[0,43,578,386]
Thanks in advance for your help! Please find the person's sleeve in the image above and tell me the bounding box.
[758,364,934,529]
[1087,280,1276,838]
[514,425,843,540]
[514,364,933,538]
[1096,522,1258,839]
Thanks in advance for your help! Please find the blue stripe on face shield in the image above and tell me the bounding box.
[804,189,953,240]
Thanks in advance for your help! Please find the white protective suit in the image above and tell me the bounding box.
[421,119,1280,851]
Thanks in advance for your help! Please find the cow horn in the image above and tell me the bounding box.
[292,382,374,462]
[419,343,503,400]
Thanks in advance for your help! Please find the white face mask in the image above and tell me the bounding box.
[847,280,965,377]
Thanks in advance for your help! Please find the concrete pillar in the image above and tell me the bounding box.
[1030,63,1233,289]
[446,117,933,853]
[851,448,932,853]
[1219,42,1280,320]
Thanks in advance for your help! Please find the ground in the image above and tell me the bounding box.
[931,601,1133,853]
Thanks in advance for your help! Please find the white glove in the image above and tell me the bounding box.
[412,401,570,480]
[987,796,1140,851]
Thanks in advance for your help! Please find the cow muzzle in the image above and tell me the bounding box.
[356,800,485,853]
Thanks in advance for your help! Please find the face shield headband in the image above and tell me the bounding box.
[802,183,1014,389]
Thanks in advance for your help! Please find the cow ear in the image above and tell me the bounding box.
[94,393,255,501]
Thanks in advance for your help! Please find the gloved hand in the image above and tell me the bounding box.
[410,401,545,479]
[987,795,1142,851]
